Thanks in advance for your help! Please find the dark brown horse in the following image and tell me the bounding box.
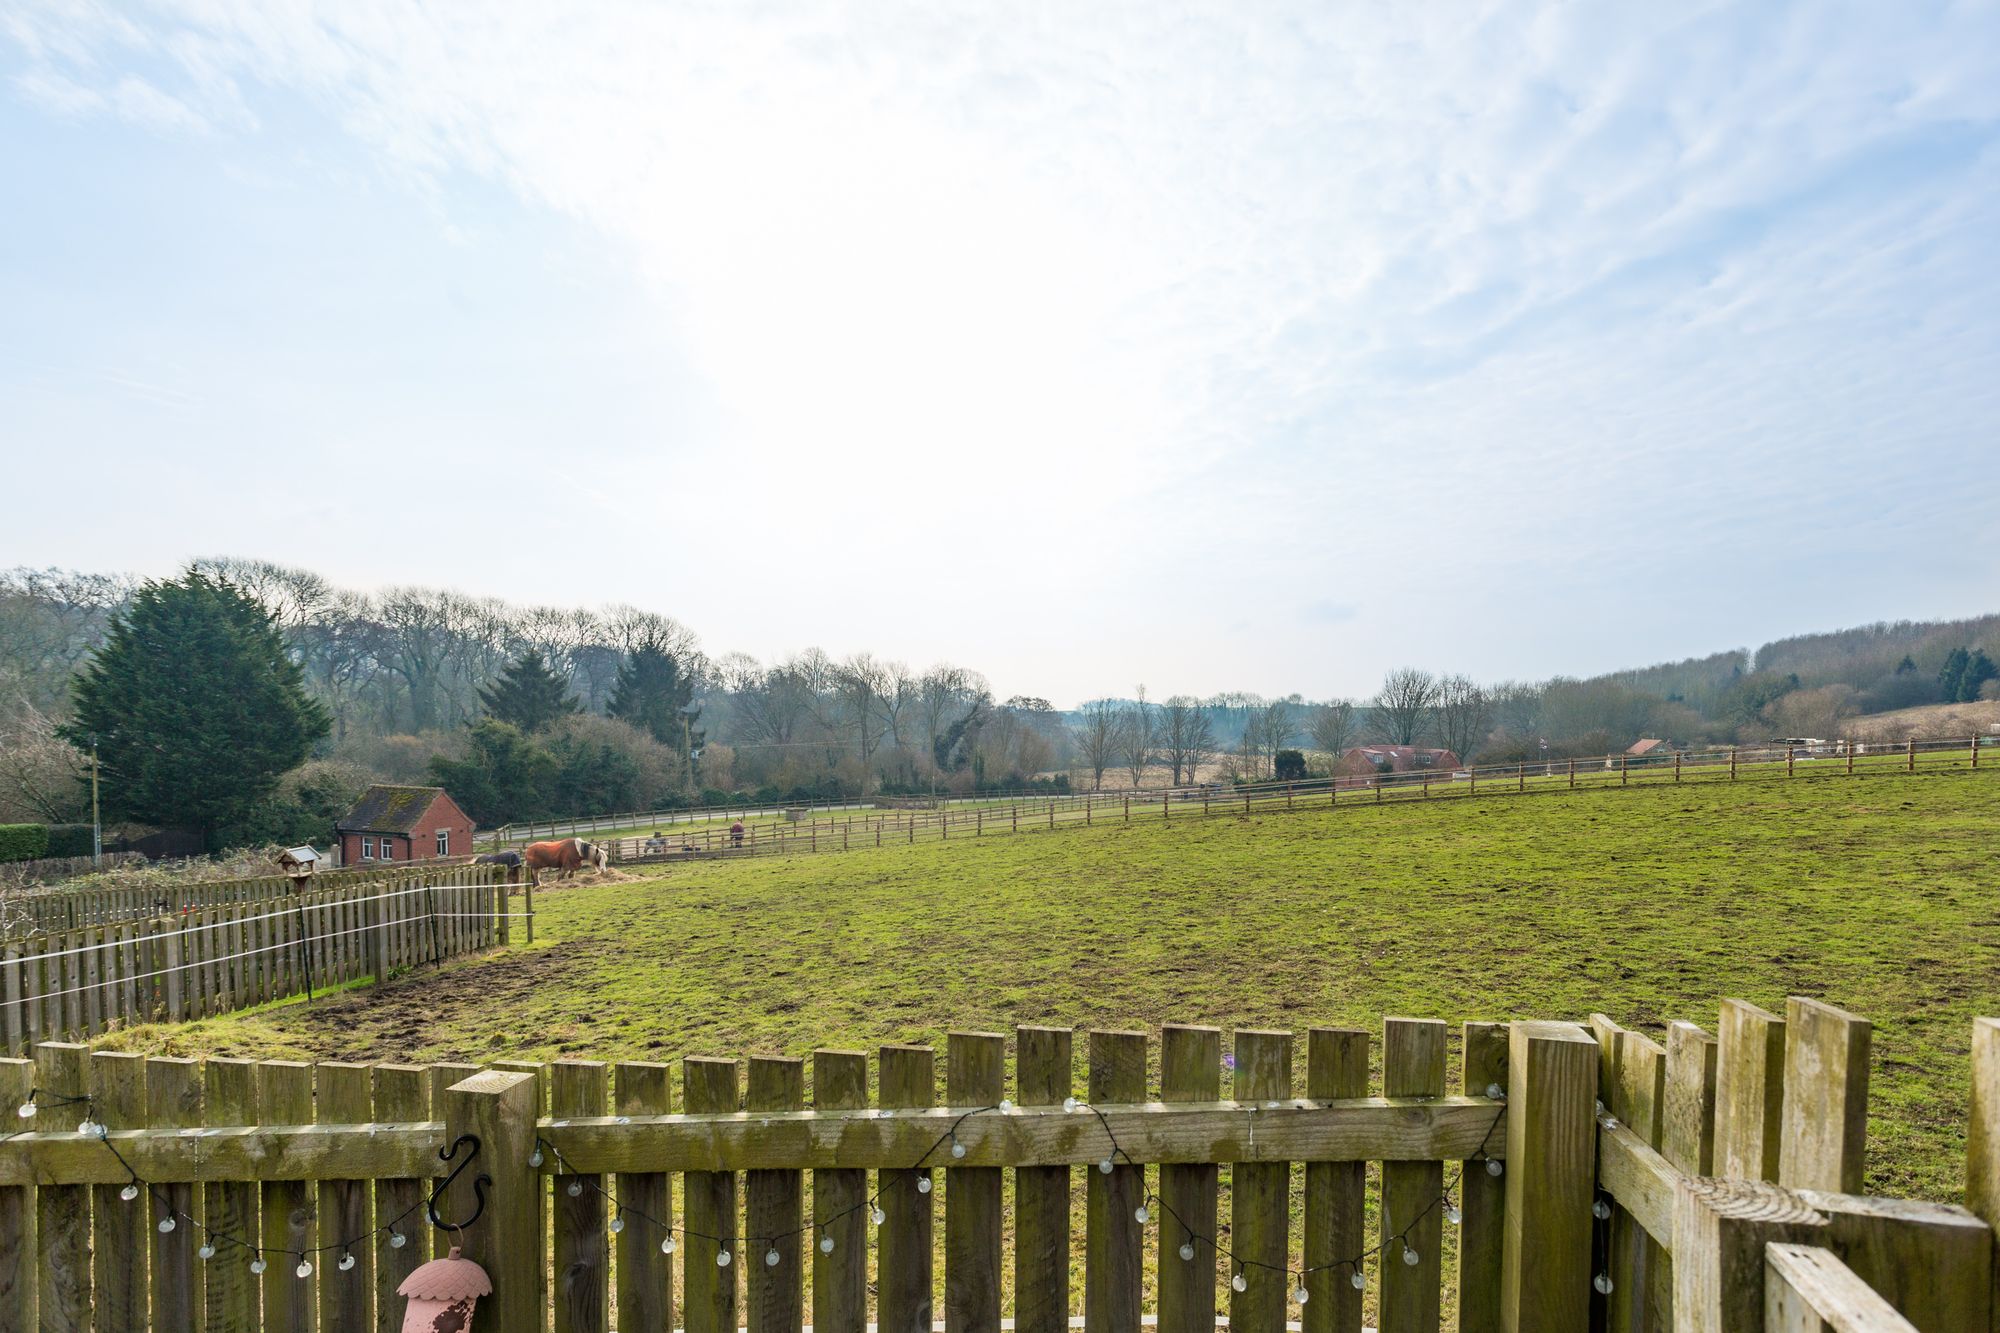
[473,851,523,883]
[521,837,608,885]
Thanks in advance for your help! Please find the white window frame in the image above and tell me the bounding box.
[380,837,394,861]
[361,835,375,860]
[436,829,450,857]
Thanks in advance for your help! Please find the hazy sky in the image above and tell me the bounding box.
[4,2,1997,705]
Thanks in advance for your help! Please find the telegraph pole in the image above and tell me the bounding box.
[89,733,102,869]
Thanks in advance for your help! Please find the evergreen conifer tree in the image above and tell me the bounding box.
[1939,647,1971,703]
[607,638,703,754]
[61,571,329,848]
[478,648,580,733]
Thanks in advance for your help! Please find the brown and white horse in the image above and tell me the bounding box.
[521,837,609,884]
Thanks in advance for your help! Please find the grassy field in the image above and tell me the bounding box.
[112,766,2000,1204]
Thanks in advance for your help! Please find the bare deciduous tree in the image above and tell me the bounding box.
[1432,674,1491,761]
[1159,695,1215,785]
[1308,699,1357,762]
[1074,699,1125,790]
[1122,686,1153,787]
[1373,667,1438,745]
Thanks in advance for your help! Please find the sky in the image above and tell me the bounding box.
[3,1,1997,706]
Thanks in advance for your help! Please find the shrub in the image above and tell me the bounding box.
[0,825,50,863]
[45,824,95,858]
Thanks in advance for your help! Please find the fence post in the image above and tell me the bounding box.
[1731,748,1739,779]
[1499,1021,1596,1332]
[1909,737,1917,772]
[1569,758,1576,789]
[437,1069,543,1331]
[0,1056,34,1331]
[1787,746,1795,778]
[1675,752,1682,783]
[1967,1017,2000,1332]
[35,1041,91,1333]
[1972,734,1980,771]
[1672,1177,1827,1330]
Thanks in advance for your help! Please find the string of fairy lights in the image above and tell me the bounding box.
[12,1080,1624,1300]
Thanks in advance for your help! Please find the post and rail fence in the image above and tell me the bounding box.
[0,996,1993,1331]
[587,734,1998,869]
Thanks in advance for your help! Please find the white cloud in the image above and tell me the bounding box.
[4,0,1998,699]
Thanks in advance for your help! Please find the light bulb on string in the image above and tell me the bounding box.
[1063,1097,1079,1112]
[1485,1160,1503,1177]
[387,1231,406,1250]
[1179,1243,1195,1261]
[339,1253,356,1272]
[661,1237,677,1255]
[872,1207,886,1226]
[1098,1158,1114,1174]
[1592,1199,1612,1220]
[1486,1083,1505,1100]
[250,1255,268,1276]
[1133,1205,1148,1223]
[1594,1274,1614,1295]
[296,1260,313,1279]
[917,1177,932,1194]
[717,1249,732,1268]
[1445,1202,1462,1225]
[951,1140,966,1159]
[765,1248,781,1267]
[998,1099,1013,1112]
[1402,1245,1419,1266]
[1293,1283,1309,1305]
[198,1243,216,1261]
[16,1101,34,1119]
[610,1215,625,1234]
[1231,1272,1248,1293]
[1349,1269,1366,1290]
[77,1117,102,1138]
[120,1183,140,1202]
[158,1216,176,1234]
[567,1180,583,1198]
[529,1147,544,1168]
[820,1235,835,1254]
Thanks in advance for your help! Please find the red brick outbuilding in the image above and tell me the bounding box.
[334,785,475,866]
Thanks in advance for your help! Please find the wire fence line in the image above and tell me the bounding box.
[596,734,1997,868]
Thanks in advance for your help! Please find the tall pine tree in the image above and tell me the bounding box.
[607,638,703,754]
[478,648,580,733]
[62,571,329,849]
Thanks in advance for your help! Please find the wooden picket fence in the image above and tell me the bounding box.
[0,997,1994,1331]
[0,865,514,1055]
[0,861,490,937]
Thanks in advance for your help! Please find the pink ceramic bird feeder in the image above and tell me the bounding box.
[397,1246,490,1332]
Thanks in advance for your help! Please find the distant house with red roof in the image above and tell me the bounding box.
[335,785,474,866]
[1335,745,1462,778]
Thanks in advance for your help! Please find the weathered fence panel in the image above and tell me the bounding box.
[0,1001,1988,1332]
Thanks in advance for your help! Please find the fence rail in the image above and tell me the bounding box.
[0,865,514,1054]
[598,735,1997,868]
[0,997,1992,1331]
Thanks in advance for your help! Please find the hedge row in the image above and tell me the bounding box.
[0,825,94,863]
[46,825,94,858]
[0,825,48,863]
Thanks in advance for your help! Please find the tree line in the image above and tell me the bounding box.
[2,559,1994,848]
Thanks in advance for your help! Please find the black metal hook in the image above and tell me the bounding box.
[426,1133,490,1231]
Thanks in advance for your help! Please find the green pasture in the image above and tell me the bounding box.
[120,765,2000,1203]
